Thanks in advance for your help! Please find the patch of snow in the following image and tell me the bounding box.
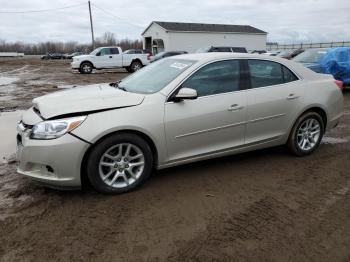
[0,77,19,86]
[322,136,348,144]
[0,110,23,163]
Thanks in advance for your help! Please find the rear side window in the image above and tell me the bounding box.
[232,47,247,53]
[283,66,298,83]
[247,60,298,88]
[110,48,119,54]
[210,47,231,52]
[182,60,240,97]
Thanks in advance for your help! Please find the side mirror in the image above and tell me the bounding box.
[96,52,101,56]
[173,87,198,102]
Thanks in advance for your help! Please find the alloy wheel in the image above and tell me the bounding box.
[296,118,321,151]
[98,143,145,188]
[132,63,141,71]
[82,64,91,73]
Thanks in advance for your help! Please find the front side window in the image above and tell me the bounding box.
[100,48,111,56]
[182,60,240,97]
[247,60,298,88]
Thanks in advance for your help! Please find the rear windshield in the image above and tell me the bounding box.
[293,49,328,63]
[119,59,196,94]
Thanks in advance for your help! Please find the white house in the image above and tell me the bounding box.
[142,21,267,54]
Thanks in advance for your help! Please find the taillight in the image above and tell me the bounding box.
[334,80,344,91]
[147,54,151,60]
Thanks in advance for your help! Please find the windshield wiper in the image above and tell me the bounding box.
[117,86,127,91]
[109,80,127,91]
[109,80,121,87]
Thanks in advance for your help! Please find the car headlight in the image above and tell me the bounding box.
[30,116,87,140]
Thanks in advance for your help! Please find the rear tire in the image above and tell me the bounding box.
[130,61,142,73]
[125,66,133,73]
[287,112,324,156]
[87,133,153,194]
[80,62,93,74]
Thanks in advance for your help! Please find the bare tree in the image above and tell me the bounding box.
[0,33,143,55]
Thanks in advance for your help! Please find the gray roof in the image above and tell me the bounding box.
[142,21,267,35]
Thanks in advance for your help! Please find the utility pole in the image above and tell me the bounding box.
[88,1,95,50]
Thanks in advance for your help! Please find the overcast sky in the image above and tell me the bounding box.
[0,0,349,44]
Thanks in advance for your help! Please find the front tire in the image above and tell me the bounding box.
[87,133,153,194]
[80,62,93,74]
[287,112,324,156]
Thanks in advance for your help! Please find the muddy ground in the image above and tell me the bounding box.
[0,57,350,262]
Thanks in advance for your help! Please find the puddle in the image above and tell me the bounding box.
[0,77,19,86]
[322,136,348,144]
[0,110,23,163]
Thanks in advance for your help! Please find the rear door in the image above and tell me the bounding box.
[164,59,247,162]
[243,59,304,144]
[109,47,123,67]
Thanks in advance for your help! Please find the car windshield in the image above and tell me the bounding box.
[118,59,196,94]
[293,49,328,63]
[90,47,102,55]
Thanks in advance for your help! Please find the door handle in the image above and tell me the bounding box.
[109,56,112,58]
[286,94,300,100]
[228,104,244,111]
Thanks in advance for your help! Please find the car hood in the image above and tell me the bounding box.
[32,83,145,119]
[74,54,94,60]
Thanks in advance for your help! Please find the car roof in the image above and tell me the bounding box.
[173,52,287,62]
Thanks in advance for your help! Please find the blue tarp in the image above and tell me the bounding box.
[320,47,350,85]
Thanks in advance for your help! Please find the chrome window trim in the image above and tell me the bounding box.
[165,57,302,104]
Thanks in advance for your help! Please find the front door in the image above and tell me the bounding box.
[94,47,112,68]
[164,60,246,162]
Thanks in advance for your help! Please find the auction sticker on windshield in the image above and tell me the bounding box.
[170,62,190,70]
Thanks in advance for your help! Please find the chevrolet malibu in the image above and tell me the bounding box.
[17,53,343,194]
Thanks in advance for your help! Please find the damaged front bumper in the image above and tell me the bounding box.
[16,109,90,188]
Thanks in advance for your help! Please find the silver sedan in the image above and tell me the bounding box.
[16,53,343,193]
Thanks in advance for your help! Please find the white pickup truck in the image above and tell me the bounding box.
[71,46,150,74]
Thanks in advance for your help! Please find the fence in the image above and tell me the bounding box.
[267,41,350,51]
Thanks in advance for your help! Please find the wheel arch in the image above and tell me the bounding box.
[131,58,143,66]
[80,60,95,68]
[289,105,328,136]
[80,129,158,188]
[299,106,328,130]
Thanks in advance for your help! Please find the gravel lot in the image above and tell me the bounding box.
[0,57,350,262]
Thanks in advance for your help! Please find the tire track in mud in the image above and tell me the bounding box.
[0,190,134,262]
[0,65,29,75]
[168,196,297,262]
